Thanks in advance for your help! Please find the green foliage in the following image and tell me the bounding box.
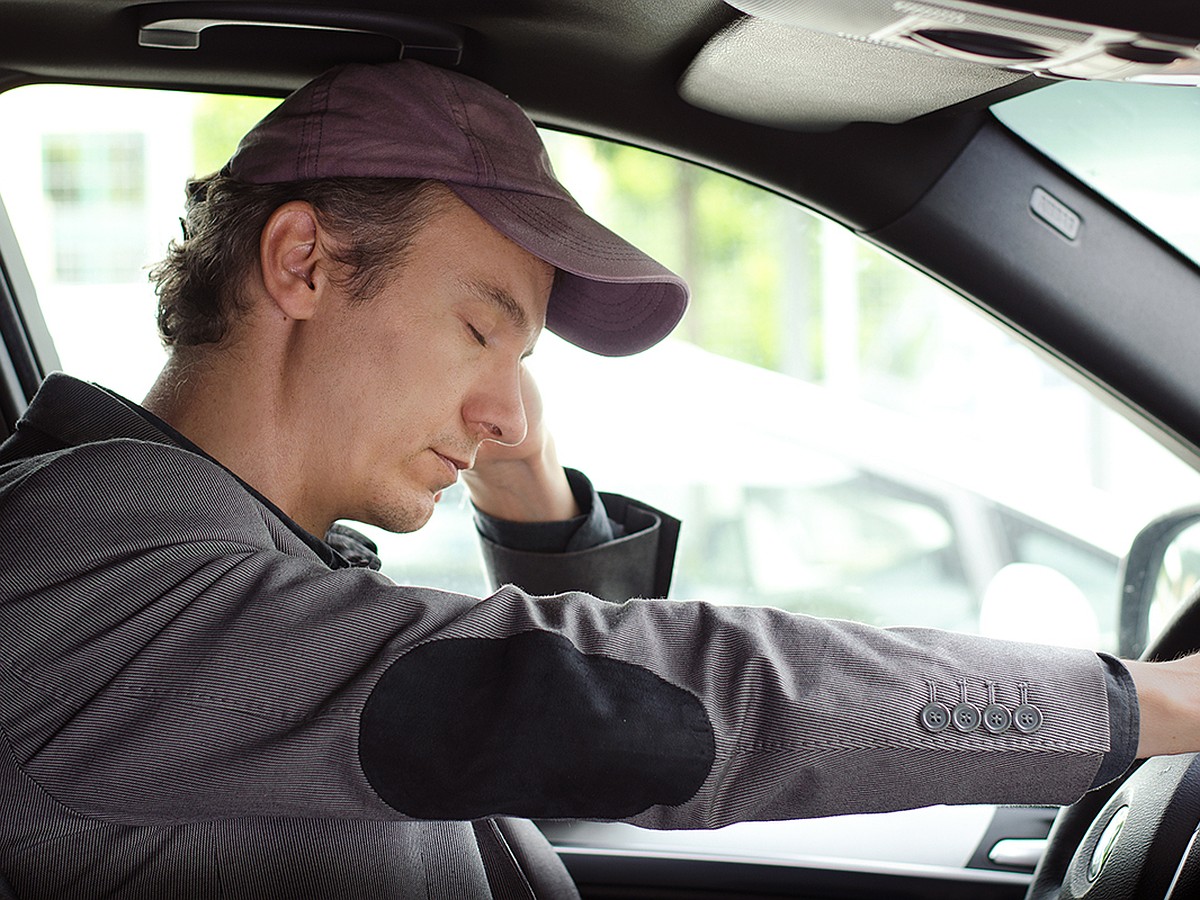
[575,138,944,392]
[191,95,278,177]
[578,140,805,371]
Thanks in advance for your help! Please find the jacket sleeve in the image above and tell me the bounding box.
[0,440,1117,831]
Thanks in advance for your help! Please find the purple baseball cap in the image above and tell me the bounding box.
[224,60,689,356]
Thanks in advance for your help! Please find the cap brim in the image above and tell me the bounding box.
[449,185,689,356]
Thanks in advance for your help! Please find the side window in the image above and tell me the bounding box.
[705,476,974,631]
[41,132,148,283]
[4,84,1200,647]
[994,510,1118,648]
[528,134,1200,652]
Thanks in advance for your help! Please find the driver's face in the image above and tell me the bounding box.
[295,193,553,534]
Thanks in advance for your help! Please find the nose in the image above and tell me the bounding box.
[464,363,528,447]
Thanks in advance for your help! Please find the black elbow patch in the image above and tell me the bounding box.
[359,631,714,820]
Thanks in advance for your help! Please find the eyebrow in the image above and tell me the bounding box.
[460,278,537,354]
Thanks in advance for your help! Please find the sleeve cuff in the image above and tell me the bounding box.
[1089,653,1140,790]
[474,478,681,601]
[472,468,616,554]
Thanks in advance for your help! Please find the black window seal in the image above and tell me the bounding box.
[0,190,60,431]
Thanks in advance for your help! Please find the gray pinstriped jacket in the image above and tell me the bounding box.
[0,374,1132,898]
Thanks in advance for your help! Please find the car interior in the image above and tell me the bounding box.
[3,1,1200,898]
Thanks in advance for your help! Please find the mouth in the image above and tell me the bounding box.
[432,450,468,485]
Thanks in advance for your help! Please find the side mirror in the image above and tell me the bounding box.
[1117,505,1200,659]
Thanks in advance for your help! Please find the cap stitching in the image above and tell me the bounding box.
[300,70,334,180]
[555,291,665,329]
[440,71,489,185]
[552,279,668,325]
[560,279,666,315]
[485,193,652,262]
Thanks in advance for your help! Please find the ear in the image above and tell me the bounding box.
[259,201,328,321]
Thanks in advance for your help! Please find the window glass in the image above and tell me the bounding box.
[3,84,1200,651]
[993,81,1200,266]
[41,132,148,283]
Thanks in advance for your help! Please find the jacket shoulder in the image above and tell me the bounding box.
[0,438,275,554]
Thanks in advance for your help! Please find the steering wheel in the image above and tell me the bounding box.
[1025,753,1200,898]
[1025,585,1200,899]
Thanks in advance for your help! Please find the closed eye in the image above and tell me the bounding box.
[467,323,488,348]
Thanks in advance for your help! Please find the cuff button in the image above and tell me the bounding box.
[920,703,951,733]
[983,704,1012,734]
[952,703,981,733]
[1014,704,1044,733]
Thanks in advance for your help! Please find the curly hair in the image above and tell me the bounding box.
[150,175,450,347]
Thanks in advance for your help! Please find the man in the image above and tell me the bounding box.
[0,59,1197,898]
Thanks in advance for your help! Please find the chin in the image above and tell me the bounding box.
[371,492,437,535]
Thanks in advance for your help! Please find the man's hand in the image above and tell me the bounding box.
[462,365,581,523]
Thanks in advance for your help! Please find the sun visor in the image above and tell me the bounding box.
[678,16,1023,131]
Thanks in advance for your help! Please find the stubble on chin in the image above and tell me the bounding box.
[368,489,437,535]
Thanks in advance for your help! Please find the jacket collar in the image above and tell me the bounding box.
[11,371,172,451]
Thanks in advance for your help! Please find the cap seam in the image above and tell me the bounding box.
[441,72,490,185]
[301,70,334,180]
[483,192,653,262]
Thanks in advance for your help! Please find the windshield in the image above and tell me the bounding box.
[993,80,1200,266]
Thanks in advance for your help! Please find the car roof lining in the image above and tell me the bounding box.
[2,0,1196,232]
[0,0,1004,232]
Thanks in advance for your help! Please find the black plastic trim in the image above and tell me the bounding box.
[871,116,1200,459]
[0,276,37,398]
[557,848,1028,899]
[0,192,58,431]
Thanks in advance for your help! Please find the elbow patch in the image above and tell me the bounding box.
[359,631,714,820]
